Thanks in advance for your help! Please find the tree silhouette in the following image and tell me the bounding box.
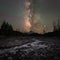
[57,19,60,31]
[53,21,57,32]
[1,21,13,35]
[1,21,6,31]
[53,19,60,32]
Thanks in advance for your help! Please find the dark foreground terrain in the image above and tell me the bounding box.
[0,36,60,60]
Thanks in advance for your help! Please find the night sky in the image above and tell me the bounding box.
[0,0,60,33]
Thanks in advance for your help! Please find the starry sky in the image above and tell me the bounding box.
[0,0,60,33]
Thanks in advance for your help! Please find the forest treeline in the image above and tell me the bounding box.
[0,20,60,37]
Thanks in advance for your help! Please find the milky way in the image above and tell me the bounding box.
[0,0,60,33]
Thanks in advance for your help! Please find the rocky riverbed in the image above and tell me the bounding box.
[0,36,60,60]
